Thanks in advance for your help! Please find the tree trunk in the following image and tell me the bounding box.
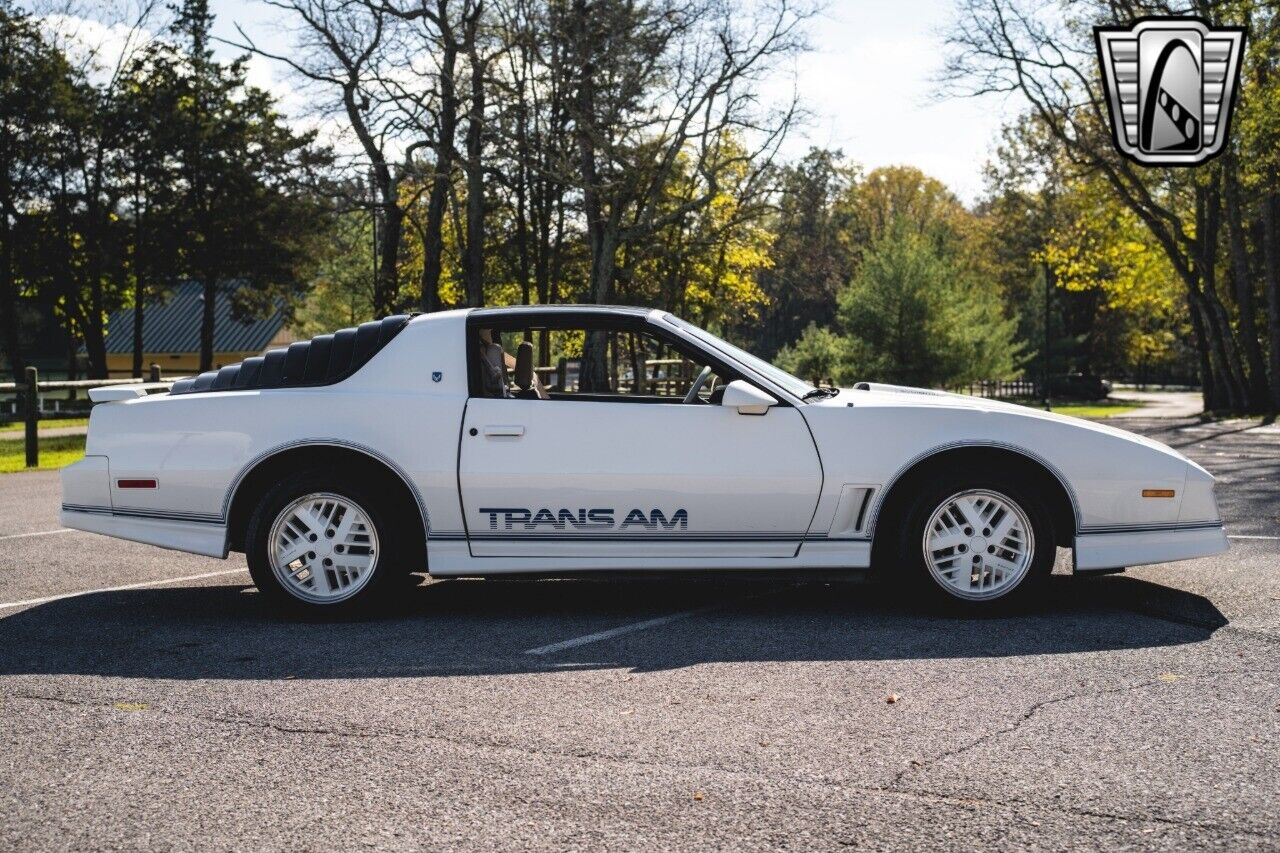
[570,0,608,309]
[81,269,109,379]
[132,193,146,379]
[462,49,487,309]
[1186,296,1217,411]
[1223,160,1270,411]
[1195,181,1246,410]
[378,200,404,315]
[1263,192,1280,414]
[418,18,460,313]
[132,291,145,378]
[0,218,24,381]
[199,276,216,372]
[512,153,531,308]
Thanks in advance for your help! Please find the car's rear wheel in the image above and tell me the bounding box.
[895,472,1054,610]
[245,471,408,615]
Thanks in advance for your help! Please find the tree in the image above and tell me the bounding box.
[164,0,331,371]
[0,8,80,378]
[1231,1,1280,410]
[1039,175,1187,382]
[295,208,378,335]
[773,323,853,385]
[235,0,416,316]
[554,0,806,389]
[836,218,1020,388]
[117,45,185,376]
[752,148,860,357]
[944,0,1275,412]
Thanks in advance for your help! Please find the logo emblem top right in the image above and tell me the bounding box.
[1096,17,1246,166]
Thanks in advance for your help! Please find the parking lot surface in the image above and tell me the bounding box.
[0,416,1277,850]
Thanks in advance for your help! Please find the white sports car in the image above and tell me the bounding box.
[62,306,1227,613]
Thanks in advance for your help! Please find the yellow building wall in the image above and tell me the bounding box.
[105,351,265,378]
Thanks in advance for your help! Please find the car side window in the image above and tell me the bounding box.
[472,322,727,403]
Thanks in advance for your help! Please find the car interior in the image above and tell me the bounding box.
[467,315,738,405]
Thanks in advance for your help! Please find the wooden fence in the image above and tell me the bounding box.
[0,365,169,468]
[965,378,1037,399]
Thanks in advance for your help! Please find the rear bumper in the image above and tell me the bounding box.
[61,455,228,558]
[1074,524,1228,572]
[61,507,228,559]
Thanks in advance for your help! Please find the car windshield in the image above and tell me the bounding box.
[661,314,816,400]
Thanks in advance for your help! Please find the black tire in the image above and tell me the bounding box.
[245,468,414,617]
[891,469,1055,612]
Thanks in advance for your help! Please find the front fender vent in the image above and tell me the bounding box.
[828,485,877,538]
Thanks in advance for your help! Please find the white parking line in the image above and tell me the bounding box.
[0,568,249,611]
[525,604,724,656]
[1229,534,1280,540]
[0,528,74,542]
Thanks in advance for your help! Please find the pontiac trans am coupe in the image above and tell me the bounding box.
[62,306,1228,614]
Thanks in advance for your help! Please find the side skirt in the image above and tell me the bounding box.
[424,538,871,576]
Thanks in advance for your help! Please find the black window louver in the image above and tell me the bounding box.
[168,315,412,396]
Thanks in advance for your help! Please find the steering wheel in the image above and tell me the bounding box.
[683,365,714,404]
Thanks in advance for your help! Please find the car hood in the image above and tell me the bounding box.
[810,382,1199,467]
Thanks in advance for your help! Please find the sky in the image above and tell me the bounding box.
[201,0,1020,203]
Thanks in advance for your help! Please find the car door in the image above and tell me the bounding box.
[456,317,823,559]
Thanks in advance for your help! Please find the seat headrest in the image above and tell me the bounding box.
[514,340,534,389]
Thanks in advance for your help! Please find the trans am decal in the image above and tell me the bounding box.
[479,507,688,531]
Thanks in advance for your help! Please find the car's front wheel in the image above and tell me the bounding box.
[895,472,1054,610]
[245,471,407,615]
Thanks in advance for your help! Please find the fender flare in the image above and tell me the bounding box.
[221,438,431,537]
[864,440,1082,540]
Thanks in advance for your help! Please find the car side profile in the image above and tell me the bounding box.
[61,306,1228,613]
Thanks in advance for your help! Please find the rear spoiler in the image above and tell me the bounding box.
[87,382,174,402]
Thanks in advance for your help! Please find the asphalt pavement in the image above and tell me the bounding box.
[0,412,1277,850]
[1109,390,1206,419]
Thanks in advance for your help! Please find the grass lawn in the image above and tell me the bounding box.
[0,433,86,473]
[0,417,90,432]
[994,398,1143,418]
[1048,402,1141,418]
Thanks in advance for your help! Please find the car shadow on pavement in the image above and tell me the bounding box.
[0,574,1227,680]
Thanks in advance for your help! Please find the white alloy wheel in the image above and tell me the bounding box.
[268,492,380,604]
[921,489,1035,601]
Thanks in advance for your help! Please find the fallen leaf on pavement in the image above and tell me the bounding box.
[1158,673,1180,683]
[114,702,147,712]
[692,791,704,802]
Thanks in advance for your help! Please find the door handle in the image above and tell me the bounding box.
[483,425,525,438]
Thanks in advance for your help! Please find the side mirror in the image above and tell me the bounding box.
[720,379,777,415]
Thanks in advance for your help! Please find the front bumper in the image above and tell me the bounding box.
[1074,524,1228,572]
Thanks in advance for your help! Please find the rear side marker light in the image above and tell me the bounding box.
[1141,489,1176,498]
[117,479,157,489]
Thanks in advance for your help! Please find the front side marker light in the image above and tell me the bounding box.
[1141,489,1176,498]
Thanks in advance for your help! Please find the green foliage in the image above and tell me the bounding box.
[0,1,331,377]
[750,149,861,356]
[773,324,854,385]
[295,211,378,335]
[1039,175,1186,378]
[0,7,86,376]
[836,219,1020,388]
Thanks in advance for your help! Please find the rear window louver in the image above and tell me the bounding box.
[168,315,412,396]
